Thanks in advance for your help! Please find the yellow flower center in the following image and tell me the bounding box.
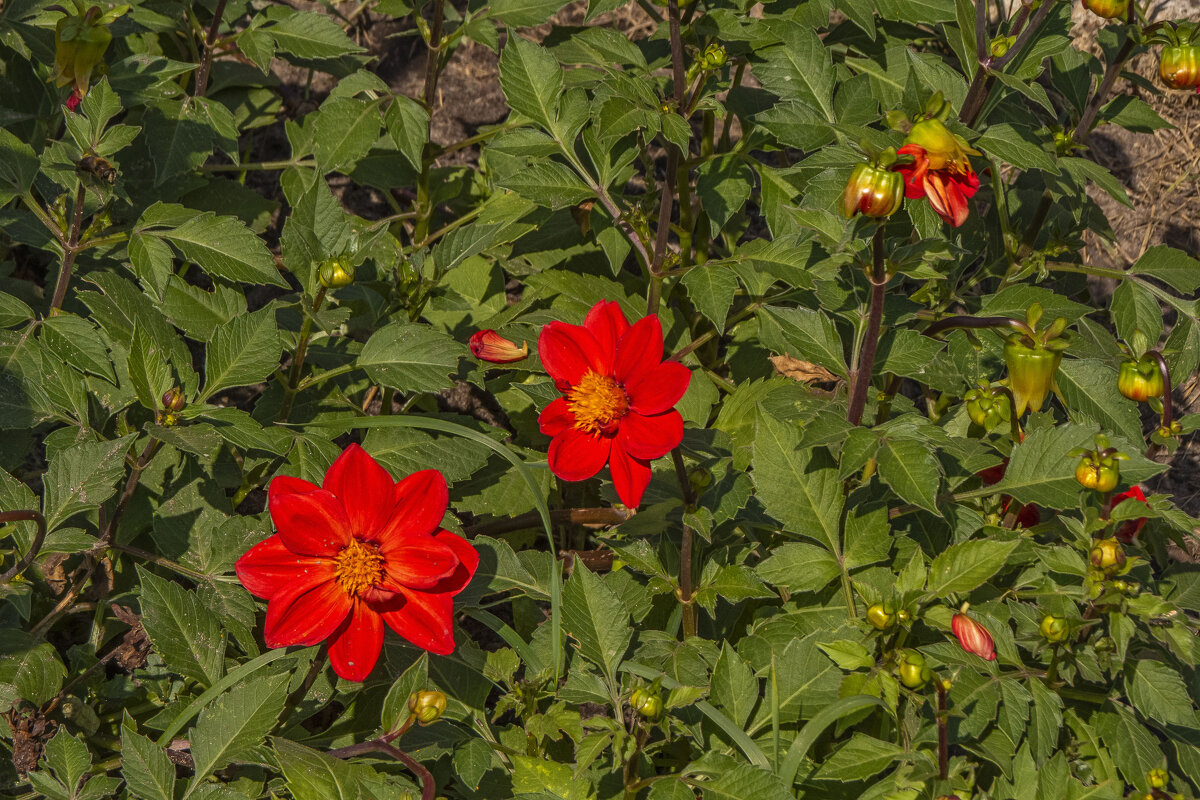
[334,539,386,597]
[567,371,629,434]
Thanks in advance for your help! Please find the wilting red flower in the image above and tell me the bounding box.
[470,329,529,363]
[952,611,996,661]
[538,300,691,508]
[1112,485,1149,543]
[235,445,478,682]
[892,118,981,227]
[976,458,1040,528]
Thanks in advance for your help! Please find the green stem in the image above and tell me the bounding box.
[192,0,229,97]
[278,287,327,422]
[846,228,887,426]
[0,510,47,583]
[49,182,87,312]
[200,158,317,172]
[671,448,697,640]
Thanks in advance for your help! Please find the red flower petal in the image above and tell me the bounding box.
[923,172,970,227]
[327,600,384,682]
[548,428,612,482]
[378,469,448,543]
[538,321,607,387]
[895,145,930,199]
[609,444,652,508]
[625,360,691,415]
[618,409,683,461]
[235,535,334,600]
[614,315,665,385]
[469,330,529,363]
[538,397,576,438]
[269,483,353,557]
[264,578,351,648]
[322,444,396,541]
[381,535,460,590]
[584,300,630,366]
[428,530,479,596]
[380,589,456,655]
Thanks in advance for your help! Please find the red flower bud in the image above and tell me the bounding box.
[469,330,529,363]
[840,162,904,219]
[951,611,996,661]
[1112,485,1149,542]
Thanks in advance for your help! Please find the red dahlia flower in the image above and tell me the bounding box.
[892,118,981,228]
[1112,485,1149,543]
[235,445,478,682]
[538,300,691,508]
[951,610,996,661]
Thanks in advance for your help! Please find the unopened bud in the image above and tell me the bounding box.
[630,687,662,719]
[408,690,446,725]
[866,603,896,631]
[319,256,354,289]
[1089,538,1126,575]
[1148,768,1168,789]
[1039,614,1068,643]
[161,387,185,413]
[952,609,996,661]
[469,330,529,363]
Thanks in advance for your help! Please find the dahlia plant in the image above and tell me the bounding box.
[1,0,1199,799]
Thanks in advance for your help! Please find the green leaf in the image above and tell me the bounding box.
[877,437,941,513]
[927,539,1019,598]
[1056,359,1144,444]
[489,0,570,26]
[760,306,848,378]
[274,738,383,800]
[384,96,431,171]
[200,307,283,401]
[185,673,290,791]
[267,10,367,59]
[754,26,836,122]
[158,212,287,287]
[710,644,759,727]
[313,97,383,172]
[120,729,176,800]
[813,732,905,781]
[1110,279,1163,345]
[697,156,755,235]
[988,424,1098,509]
[562,564,631,680]
[380,653,428,734]
[42,435,133,531]
[757,542,841,593]
[40,314,114,383]
[357,322,466,394]
[778,695,888,786]
[496,161,593,209]
[0,630,66,705]
[0,128,38,204]
[975,123,1059,174]
[500,35,563,130]
[698,763,792,800]
[751,413,843,555]
[681,264,738,330]
[137,566,226,687]
[1132,245,1200,294]
[1125,660,1198,728]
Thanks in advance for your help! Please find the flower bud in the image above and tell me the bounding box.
[319,256,354,289]
[897,650,931,689]
[989,35,1015,57]
[1039,614,1068,643]
[1004,339,1062,416]
[840,162,904,219]
[1089,538,1126,575]
[51,5,117,99]
[408,690,446,725]
[1082,0,1129,19]
[951,610,996,661]
[699,43,728,70]
[630,687,662,719]
[896,609,911,624]
[1160,44,1200,90]
[866,603,896,631]
[1118,357,1164,402]
[1075,454,1120,493]
[964,385,1011,429]
[1148,768,1168,789]
[469,330,530,363]
[161,387,185,413]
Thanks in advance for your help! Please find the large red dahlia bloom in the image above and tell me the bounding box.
[235,445,478,682]
[538,300,691,508]
[894,143,980,228]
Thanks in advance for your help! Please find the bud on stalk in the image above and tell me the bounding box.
[50,2,126,101]
[1090,538,1126,575]
[469,330,530,363]
[951,606,996,661]
[1118,357,1164,402]
[1039,614,1068,643]
[1081,0,1129,19]
[897,650,931,689]
[840,162,904,219]
[319,256,355,289]
[866,603,896,630]
[630,687,662,719]
[408,690,446,725]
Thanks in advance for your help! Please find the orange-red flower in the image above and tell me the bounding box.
[892,118,981,228]
[1112,485,1149,543]
[470,329,529,363]
[538,300,691,508]
[235,445,478,682]
[951,611,996,661]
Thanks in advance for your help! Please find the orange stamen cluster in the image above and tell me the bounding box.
[568,371,629,434]
[334,539,386,597]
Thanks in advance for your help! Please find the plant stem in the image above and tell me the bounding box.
[49,182,87,312]
[109,542,209,581]
[936,680,949,780]
[464,507,633,538]
[0,510,47,583]
[192,0,229,97]
[421,0,445,108]
[1146,350,1174,432]
[671,448,697,640]
[329,740,435,800]
[200,158,316,172]
[847,228,887,426]
[278,287,327,423]
[1074,4,1139,141]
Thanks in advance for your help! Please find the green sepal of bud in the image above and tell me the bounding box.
[319,256,355,289]
[408,690,447,725]
[989,35,1015,57]
[630,687,662,719]
[1039,614,1068,643]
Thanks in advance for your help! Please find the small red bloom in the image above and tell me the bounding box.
[235,445,478,682]
[952,611,996,661]
[1112,485,1149,543]
[470,329,529,363]
[538,300,691,508]
[894,144,980,227]
[65,89,82,112]
[976,458,1039,528]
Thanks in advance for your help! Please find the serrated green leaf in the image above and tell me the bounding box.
[357,322,466,394]
[562,564,631,680]
[137,567,226,687]
[201,307,282,401]
[927,539,1019,597]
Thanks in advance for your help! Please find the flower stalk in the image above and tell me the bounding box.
[672,447,697,639]
[847,227,887,426]
[0,510,47,583]
[49,182,88,312]
[192,0,228,97]
[278,286,327,423]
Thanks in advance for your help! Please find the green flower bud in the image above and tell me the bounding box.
[1039,615,1068,643]
[319,256,355,289]
[866,603,896,630]
[408,690,446,725]
[630,687,662,719]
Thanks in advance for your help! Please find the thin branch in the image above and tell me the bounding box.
[0,510,47,583]
[847,228,887,426]
[192,0,229,97]
[49,182,87,312]
[464,507,632,539]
